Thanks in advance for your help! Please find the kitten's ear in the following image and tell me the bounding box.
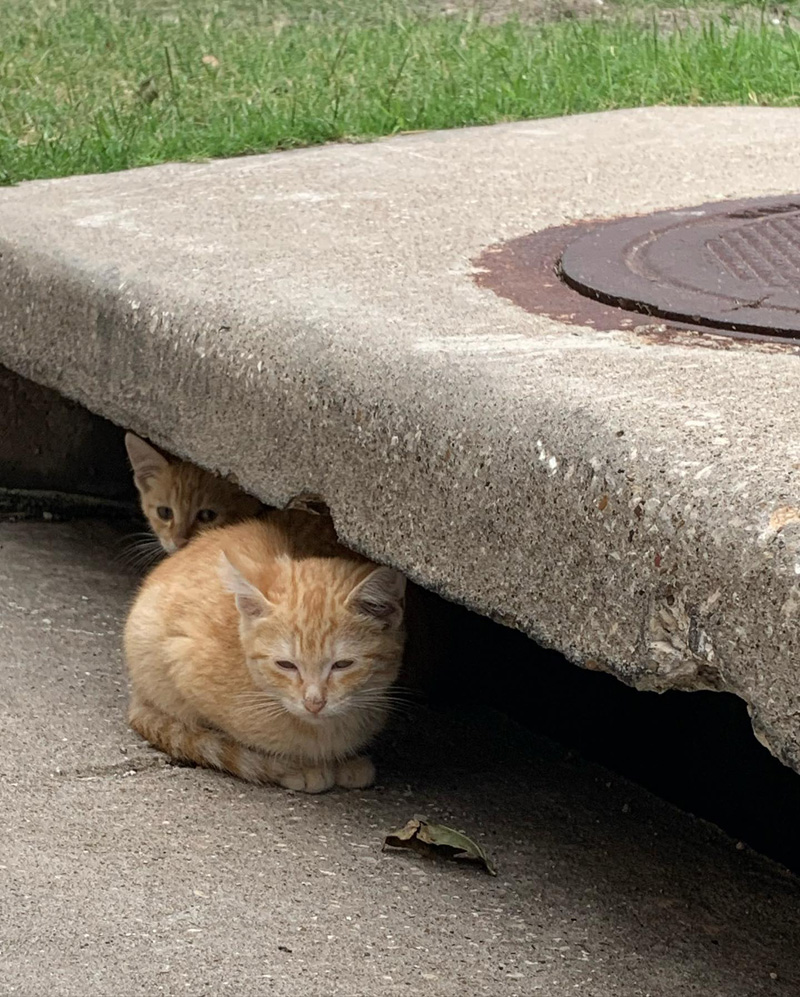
[347,566,406,629]
[218,553,272,623]
[125,433,169,491]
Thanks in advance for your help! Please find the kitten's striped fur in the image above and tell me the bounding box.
[124,511,406,792]
[125,432,264,553]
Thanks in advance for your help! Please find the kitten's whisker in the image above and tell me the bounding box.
[357,690,414,701]
[350,691,414,708]
[378,687,419,700]
[116,533,166,572]
[234,698,286,713]
[235,693,284,706]
[345,701,408,718]
[116,554,163,574]
[119,543,161,558]
[237,701,286,714]
[116,551,160,570]
[348,699,409,713]
[232,694,289,723]
[239,710,286,721]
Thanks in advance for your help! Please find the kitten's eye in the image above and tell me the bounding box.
[156,506,173,521]
[331,660,354,670]
[196,509,218,524]
[275,660,298,671]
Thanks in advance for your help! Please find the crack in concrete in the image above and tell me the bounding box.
[58,753,179,781]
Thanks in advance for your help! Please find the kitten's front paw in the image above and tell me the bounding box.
[335,755,375,789]
[278,765,335,794]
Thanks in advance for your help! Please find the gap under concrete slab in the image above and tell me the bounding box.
[2,519,800,997]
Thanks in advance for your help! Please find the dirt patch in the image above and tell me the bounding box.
[430,0,799,29]
[434,0,606,22]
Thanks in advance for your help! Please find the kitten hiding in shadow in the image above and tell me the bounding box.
[124,511,406,792]
[125,432,264,554]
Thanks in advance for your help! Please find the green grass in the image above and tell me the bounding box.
[2,0,800,184]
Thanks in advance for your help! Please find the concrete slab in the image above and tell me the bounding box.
[3,519,800,997]
[1,107,800,771]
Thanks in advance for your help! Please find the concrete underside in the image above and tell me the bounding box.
[1,107,800,771]
[3,519,800,996]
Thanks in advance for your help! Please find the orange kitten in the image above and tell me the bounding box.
[124,512,406,792]
[125,432,264,553]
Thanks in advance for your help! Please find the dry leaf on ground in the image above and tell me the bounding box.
[383,817,497,876]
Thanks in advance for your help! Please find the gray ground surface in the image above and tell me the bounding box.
[2,519,799,996]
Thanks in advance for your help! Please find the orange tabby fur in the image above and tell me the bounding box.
[125,432,264,553]
[124,511,406,792]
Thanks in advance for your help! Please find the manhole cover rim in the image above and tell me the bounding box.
[559,194,800,338]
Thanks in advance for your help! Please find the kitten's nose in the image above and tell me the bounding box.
[304,696,326,715]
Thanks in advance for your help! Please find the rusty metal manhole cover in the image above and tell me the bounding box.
[559,195,800,339]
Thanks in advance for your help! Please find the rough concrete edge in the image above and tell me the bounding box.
[1,230,799,777]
